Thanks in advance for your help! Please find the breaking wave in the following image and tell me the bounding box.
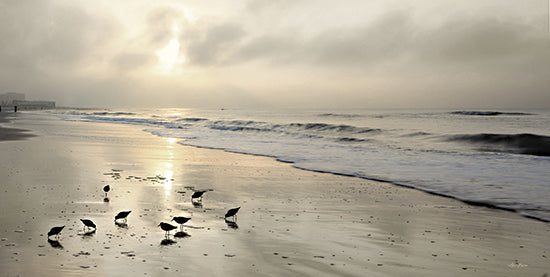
[287,122,380,134]
[91,112,136,116]
[450,111,533,116]
[448,133,550,157]
[318,113,363,118]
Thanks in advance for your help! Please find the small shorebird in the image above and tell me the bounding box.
[103,185,110,197]
[115,211,131,222]
[172,216,191,231]
[191,190,206,201]
[158,222,177,236]
[224,207,240,220]
[80,219,96,231]
[47,226,65,239]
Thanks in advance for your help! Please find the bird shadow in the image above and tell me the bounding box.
[115,222,128,228]
[192,201,203,208]
[48,238,63,249]
[160,238,177,246]
[174,231,191,238]
[225,219,239,229]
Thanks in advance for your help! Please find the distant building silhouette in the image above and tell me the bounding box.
[0,92,25,106]
[1,92,55,110]
[13,100,56,110]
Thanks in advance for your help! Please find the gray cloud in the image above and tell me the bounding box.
[305,11,412,67]
[234,34,301,64]
[0,1,119,69]
[111,52,155,71]
[0,0,123,104]
[415,16,549,65]
[180,21,247,65]
[143,7,187,47]
[182,8,549,75]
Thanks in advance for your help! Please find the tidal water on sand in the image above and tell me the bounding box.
[54,108,550,222]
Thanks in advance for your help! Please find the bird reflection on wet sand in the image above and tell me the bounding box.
[48,238,63,249]
[192,201,203,208]
[160,238,177,246]
[225,219,239,229]
[115,222,128,228]
[81,230,96,237]
[174,231,191,238]
[103,197,110,202]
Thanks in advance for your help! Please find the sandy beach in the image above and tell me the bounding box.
[1,112,549,276]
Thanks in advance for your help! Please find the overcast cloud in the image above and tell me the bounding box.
[0,0,548,109]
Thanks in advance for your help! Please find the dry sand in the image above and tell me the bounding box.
[1,112,549,276]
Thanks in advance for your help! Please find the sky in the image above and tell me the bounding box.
[1,0,549,109]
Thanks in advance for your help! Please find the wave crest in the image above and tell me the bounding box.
[448,133,550,156]
[451,111,532,116]
[289,122,380,134]
[318,113,363,118]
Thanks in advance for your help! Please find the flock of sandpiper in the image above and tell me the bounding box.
[47,184,241,241]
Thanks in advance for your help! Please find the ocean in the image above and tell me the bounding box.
[52,108,550,222]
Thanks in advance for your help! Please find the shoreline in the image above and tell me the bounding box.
[1,112,549,276]
[178,142,550,224]
[291,165,546,221]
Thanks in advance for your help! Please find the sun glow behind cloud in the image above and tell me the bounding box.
[155,24,184,74]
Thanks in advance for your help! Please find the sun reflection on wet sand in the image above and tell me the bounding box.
[164,169,173,198]
[163,138,177,199]
[165,138,178,144]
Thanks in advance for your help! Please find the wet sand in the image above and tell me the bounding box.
[0,113,35,141]
[1,112,549,276]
